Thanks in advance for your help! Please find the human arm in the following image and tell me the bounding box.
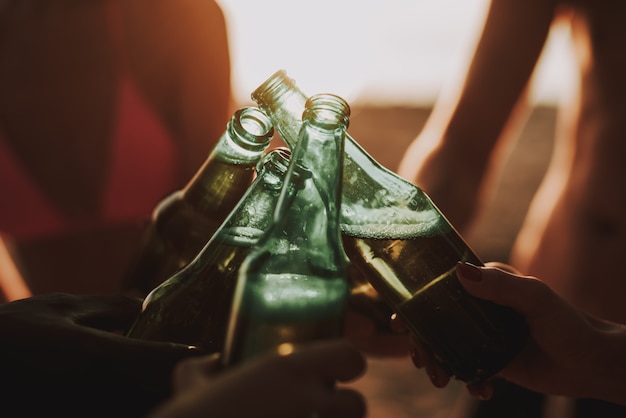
[397,0,557,231]
[166,0,234,181]
[0,235,30,303]
[123,0,233,184]
[150,339,367,418]
[0,293,199,417]
[456,262,626,406]
[408,262,626,406]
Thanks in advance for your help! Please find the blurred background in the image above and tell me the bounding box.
[216,1,575,417]
[218,0,574,107]
[218,0,574,274]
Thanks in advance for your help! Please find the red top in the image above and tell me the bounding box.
[0,0,177,241]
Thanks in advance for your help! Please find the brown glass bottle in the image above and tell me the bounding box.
[126,148,292,353]
[121,107,274,296]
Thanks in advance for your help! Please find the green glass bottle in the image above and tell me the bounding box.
[222,94,351,366]
[121,107,274,296]
[251,70,529,383]
[126,148,292,353]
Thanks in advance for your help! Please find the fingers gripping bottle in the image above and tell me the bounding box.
[121,107,274,296]
[251,70,528,383]
[223,94,351,366]
[127,148,292,354]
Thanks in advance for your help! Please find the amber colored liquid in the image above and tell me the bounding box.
[122,158,256,295]
[342,213,528,383]
[345,262,396,332]
[127,227,262,353]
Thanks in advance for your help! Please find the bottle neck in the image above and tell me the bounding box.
[252,71,307,152]
[253,71,424,221]
[193,148,292,264]
[281,122,344,229]
[255,95,349,275]
[182,107,274,206]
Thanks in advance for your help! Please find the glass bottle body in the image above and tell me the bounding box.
[252,71,528,383]
[223,94,351,366]
[127,148,290,353]
[121,107,274,296]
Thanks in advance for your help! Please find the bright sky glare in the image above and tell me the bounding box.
[218,0,576,106]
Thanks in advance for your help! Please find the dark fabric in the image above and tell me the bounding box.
[470,379,545,418]
[573,398,626,418]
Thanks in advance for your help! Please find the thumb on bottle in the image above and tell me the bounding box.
[456,262,550,318]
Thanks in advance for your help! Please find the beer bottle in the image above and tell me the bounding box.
[222,94,351,366]
[121,107,275,296]
[126,148,292,353]
[251,70,529,383]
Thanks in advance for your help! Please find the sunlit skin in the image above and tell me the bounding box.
[0,237,30,301]
[398,0,626,324]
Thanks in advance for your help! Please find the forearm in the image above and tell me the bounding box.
[399,0,557,229]
[449,0,556,140]
[0,235,30,303]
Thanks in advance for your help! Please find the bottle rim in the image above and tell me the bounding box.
[303,94,351,129]
[230,107,275,150]
[251,69,297,106]
[256,147,291,175]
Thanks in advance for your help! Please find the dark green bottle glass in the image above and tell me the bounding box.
[222,94,351,366]
[250,70,529,383]
[121,107,274,296]
[126,148,292,353]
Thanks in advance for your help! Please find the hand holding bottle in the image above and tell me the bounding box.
[0,293,199,417]
[403,262,626,406]
[150,339,367,418]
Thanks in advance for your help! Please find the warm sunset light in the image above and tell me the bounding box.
[218,0,576,106]
[0,237,31,301]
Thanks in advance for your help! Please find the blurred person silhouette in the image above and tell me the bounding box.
[398,1,626,416]
[0,0,232,301]
[0,292,200,417]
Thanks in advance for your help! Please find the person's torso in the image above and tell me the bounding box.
[0,0,178,241]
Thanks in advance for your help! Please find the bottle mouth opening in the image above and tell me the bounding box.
[303,94,351,128]
[251,69,295,104]
[231,107,275,149]
[258,147,291,175]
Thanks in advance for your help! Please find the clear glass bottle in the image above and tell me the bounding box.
[251,70,528,383]
[127,148,292,353]
[222,94,351,366]
[121,107,274,296]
